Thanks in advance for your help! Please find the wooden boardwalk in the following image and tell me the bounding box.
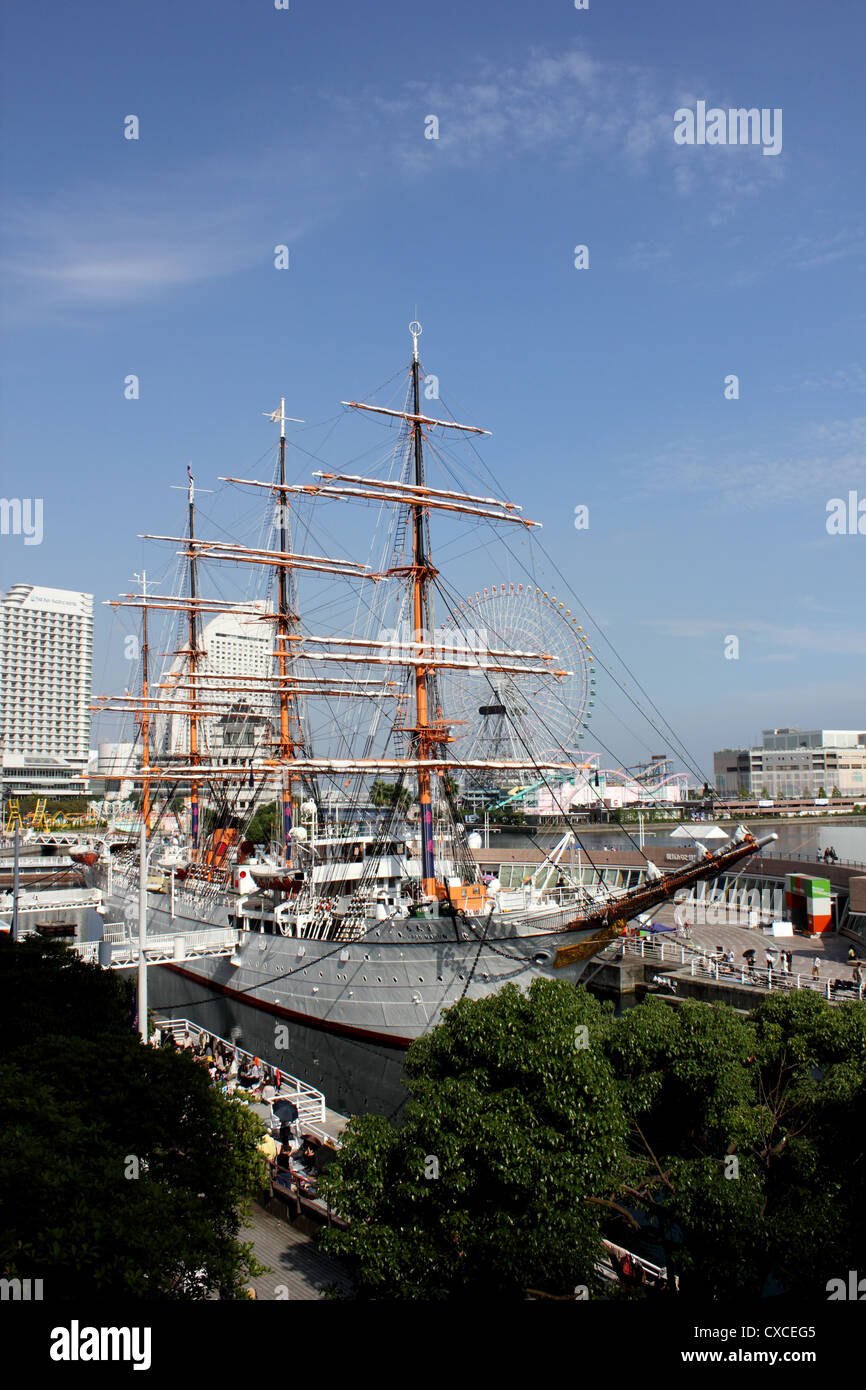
[245,1202,353,1300]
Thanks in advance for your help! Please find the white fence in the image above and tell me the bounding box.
[154,1018,326,1125]
[608,934,863,1002]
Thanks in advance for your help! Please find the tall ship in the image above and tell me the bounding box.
[94,323,773,1046]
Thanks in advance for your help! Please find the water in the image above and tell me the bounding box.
[491,820,866,865]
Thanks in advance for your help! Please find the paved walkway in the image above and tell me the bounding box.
[650,899,862,979]
[245,1202,353,1300]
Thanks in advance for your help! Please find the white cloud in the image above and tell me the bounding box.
[0,154,326,312]
[651,616,866,659]
[631,417,866,509]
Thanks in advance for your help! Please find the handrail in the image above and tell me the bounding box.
[607,935,864,1002]
[153,1017,327,1122]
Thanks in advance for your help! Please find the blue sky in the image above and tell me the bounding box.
[1,0,864,776]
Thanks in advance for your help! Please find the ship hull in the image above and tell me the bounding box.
[133,896,611,1047]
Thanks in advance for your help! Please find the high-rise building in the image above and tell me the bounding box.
[0,584,93,797]
[159,604,276,815]
[714,728,866,799]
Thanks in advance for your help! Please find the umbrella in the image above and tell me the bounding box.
[273,1097,299,1123]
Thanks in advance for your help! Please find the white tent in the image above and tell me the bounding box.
[668,825,729,841]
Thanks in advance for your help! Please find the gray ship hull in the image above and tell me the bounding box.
[136,897,609,1047]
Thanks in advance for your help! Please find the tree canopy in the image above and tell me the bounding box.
[370,779,412,811]
[319,979,866,1300]
[0,937,268,1299]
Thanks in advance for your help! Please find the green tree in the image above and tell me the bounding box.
[320,982,866,1302]
[817,786,826,799]
[604,991,866,1298]
[0,938,268,1299]
[319,980,627,1299]
[370,780,411,811]
[246,799,279,845]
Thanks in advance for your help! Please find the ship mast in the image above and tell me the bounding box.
[134,570,152,834]
[408,322,437,897]
[270,397,305,856]
[186,466,201,851]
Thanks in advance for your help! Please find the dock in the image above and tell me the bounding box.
[153,1017,354,1297]
[244,1203,351,1300]
[586,899,864,1010]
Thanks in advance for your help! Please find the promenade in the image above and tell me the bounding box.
[604,897,864,1004]
[663,899,857,966]
[245,1203,352,1300]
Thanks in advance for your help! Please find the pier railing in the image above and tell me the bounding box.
[605,935,863,1003]
[153,1017,326,1125]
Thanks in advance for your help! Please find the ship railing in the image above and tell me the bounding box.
[153,1018,327,1124]
[102,921,130,943]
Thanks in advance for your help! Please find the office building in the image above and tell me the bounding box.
[714,728,866,799]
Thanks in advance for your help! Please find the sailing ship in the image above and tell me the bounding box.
[94,322,775,1046]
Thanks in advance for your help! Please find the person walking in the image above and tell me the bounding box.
[811,955,821,982]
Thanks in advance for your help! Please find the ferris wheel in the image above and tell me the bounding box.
[439,583,596,788]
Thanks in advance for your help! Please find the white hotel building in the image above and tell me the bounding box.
[0,584,93,798]
[158,604,276,816]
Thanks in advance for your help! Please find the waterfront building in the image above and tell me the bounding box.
[714,728,866,799]
[0,584,93,797]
